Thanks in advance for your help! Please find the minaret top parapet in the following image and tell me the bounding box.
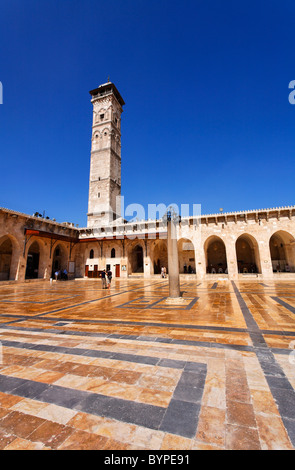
[89,81,125,107]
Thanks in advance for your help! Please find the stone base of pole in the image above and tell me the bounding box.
[165,296,184,304]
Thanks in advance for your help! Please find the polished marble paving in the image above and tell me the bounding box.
[0,278,294,449]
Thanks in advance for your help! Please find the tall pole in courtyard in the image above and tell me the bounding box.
[166,210,181,299]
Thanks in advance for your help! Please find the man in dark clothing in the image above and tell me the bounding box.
[101,270,106,289]
[106,269,112,289]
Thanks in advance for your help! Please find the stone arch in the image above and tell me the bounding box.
[84,244,98,262]
[92,129,101,140]
[104,242,122,277]
[52,244,68,277]
[83,244,100,278]
[92,130,101,151]
[204,236,227,274]
[236,234,261,274]
[128,242,144,274]
[151,239,168,274]
[269,230,295,272]
[178,238,195,273]
[25,240,41,279]
[0,235,13,280]
[101,127,110,148]
[0,234,21,281]
[115,135,121,155]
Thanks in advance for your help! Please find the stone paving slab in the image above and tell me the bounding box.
[0,278,294,450]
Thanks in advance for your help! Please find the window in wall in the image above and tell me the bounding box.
[111,248,116,258]
[90,249,94,259]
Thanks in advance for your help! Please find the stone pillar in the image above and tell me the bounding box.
[16,255,26,281]
[143,241,152,278]
[167,216,181,298]
[194,239,206,279]
[9,246,22,281]
[225,239,239,280]
[258,240,273,279]
[285,243,295,271]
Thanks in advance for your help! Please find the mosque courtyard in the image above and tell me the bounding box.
[0,277,294,450]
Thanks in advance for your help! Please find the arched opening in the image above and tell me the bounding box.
[25,241,40,279]
[178,238,195,273]
[205,236,227,274]
[236,234,261,274]
[0,237,13,280]
[130,244,144,273]
[152,240,168,274]
[52,244,68,278]
[111,248,116,258]
[270,231,295,272]
[89,249,94,259]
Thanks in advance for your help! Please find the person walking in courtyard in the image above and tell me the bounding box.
[106,269,112,289]
[101,269,106,289]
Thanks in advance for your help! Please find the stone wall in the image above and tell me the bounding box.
[1,206,294,282]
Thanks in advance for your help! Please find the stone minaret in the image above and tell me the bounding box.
[87,81,125,227]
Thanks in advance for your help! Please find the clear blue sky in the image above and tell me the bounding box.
[0,0,294,227]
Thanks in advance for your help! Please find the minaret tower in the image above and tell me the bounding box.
[87,81,125,227]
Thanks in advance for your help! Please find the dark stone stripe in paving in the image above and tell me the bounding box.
[159,363,207,438]
[0,362,207,437]
[271,297,295,315]
[0,338,191,368]
[232,281,295,447]
[0,317,251,333]
[2,325,294,356]
[185,297,200,310]
[0,296,78,304]
[116,296,200,311]
[0,373,165,430]
[0,336,255,357]
[0,281,165,326]
[159,399,201,438]
[232,282,267,347]
[3,320,295,338]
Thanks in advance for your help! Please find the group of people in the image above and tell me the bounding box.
[54,268,68,280]
[209,266,228,274]
[275,263,290,273]
[183,264,195,274]
[101,269,112,289]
